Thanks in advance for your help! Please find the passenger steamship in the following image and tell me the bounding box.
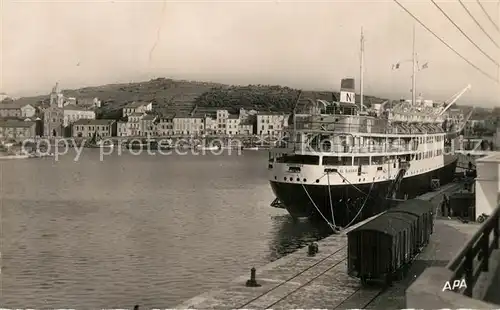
[268,30,472,228]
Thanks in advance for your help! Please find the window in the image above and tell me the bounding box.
[354,157,369,165]
[323,156,352,166]
[278,155,320,165]
[371,156,385,165]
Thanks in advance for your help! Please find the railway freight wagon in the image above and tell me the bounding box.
[347,199,435,286]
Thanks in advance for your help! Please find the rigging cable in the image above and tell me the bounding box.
[476,0,500,33]
[458,0,499,49]
[393,0,499,83]
[430,0,499,67]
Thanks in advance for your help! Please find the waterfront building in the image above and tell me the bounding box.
[203,115,217,135]
[226,114,240,135]
[238,123,253,135]
[173,113,204,135]
[63,105,96,127]
[127,112,144,136]
[122,101,153,117]
[156,115,174,136]
[0,119,36,140]
[72,119,117,138]
[117,121,128,137]
[216,109,229,134]
[256,112,288,137]
[0,103,36,118]
[141,114,158,137]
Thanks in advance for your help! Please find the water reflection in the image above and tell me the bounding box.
[268,215,333,261]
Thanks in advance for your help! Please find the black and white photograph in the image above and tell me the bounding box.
[1,0,500,309]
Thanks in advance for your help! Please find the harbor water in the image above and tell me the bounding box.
[1,149,332,308]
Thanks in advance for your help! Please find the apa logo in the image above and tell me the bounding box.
[442,279,467,291]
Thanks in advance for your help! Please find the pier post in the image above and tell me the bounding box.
[245,267,261,287]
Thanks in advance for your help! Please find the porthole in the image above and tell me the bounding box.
[303,178,307,182]
[274,176,277,180]
[296,178,300,182]
[316,179,320,183]
[284,177,287,181]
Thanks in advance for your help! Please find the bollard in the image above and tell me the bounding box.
[245,267,261,287]
[308,242,319,256]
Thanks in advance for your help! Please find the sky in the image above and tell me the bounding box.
[1,0,500,107]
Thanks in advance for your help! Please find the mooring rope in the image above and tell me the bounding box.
[300,181,337,232]
[336,171,375,200]
[342,178,376,230]
[326,172,337,228]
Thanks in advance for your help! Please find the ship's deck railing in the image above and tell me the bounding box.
[447,202,500,297]
[293,118,446,135]
[274,141,420,154]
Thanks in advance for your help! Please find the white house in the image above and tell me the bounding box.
[226,114,240,135]
[216,109,229,134]
[203,115,217,135]
[173,113,204,135]
[238,124,253,135]
[63,105,96,127]
[117,121,128,137]
[20,104,36,118]
[122,101,153,117]
[78,97,102,108]
[256,112,288,137]
[140,114,158,137]
[156,115,174,136]
[0,103,36,118]
[127,112,144,136]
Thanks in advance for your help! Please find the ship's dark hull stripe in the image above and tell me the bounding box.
[270,157,458,227]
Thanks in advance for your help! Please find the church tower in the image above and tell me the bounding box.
[50,82,64,108]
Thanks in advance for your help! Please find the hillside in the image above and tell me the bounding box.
[6,78,392,119]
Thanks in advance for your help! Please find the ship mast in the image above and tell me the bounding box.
[360,26,365,112]
[411,24,417,105]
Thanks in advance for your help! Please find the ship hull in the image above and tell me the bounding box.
[270,155,458,227]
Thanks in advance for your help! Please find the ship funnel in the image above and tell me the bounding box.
[340,78,356,105]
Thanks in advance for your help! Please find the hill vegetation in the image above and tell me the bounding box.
[4,77,408,119]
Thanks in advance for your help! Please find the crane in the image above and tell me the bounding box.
[438,84,472,116]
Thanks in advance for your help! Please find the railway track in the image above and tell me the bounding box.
[333,285,386,309]
[237,245,347,309]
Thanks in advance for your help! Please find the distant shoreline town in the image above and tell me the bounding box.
[0,78,499,148]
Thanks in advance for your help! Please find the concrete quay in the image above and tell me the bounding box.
[176,182,470,309]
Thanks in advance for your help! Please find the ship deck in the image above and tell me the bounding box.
[176,181,477,309]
